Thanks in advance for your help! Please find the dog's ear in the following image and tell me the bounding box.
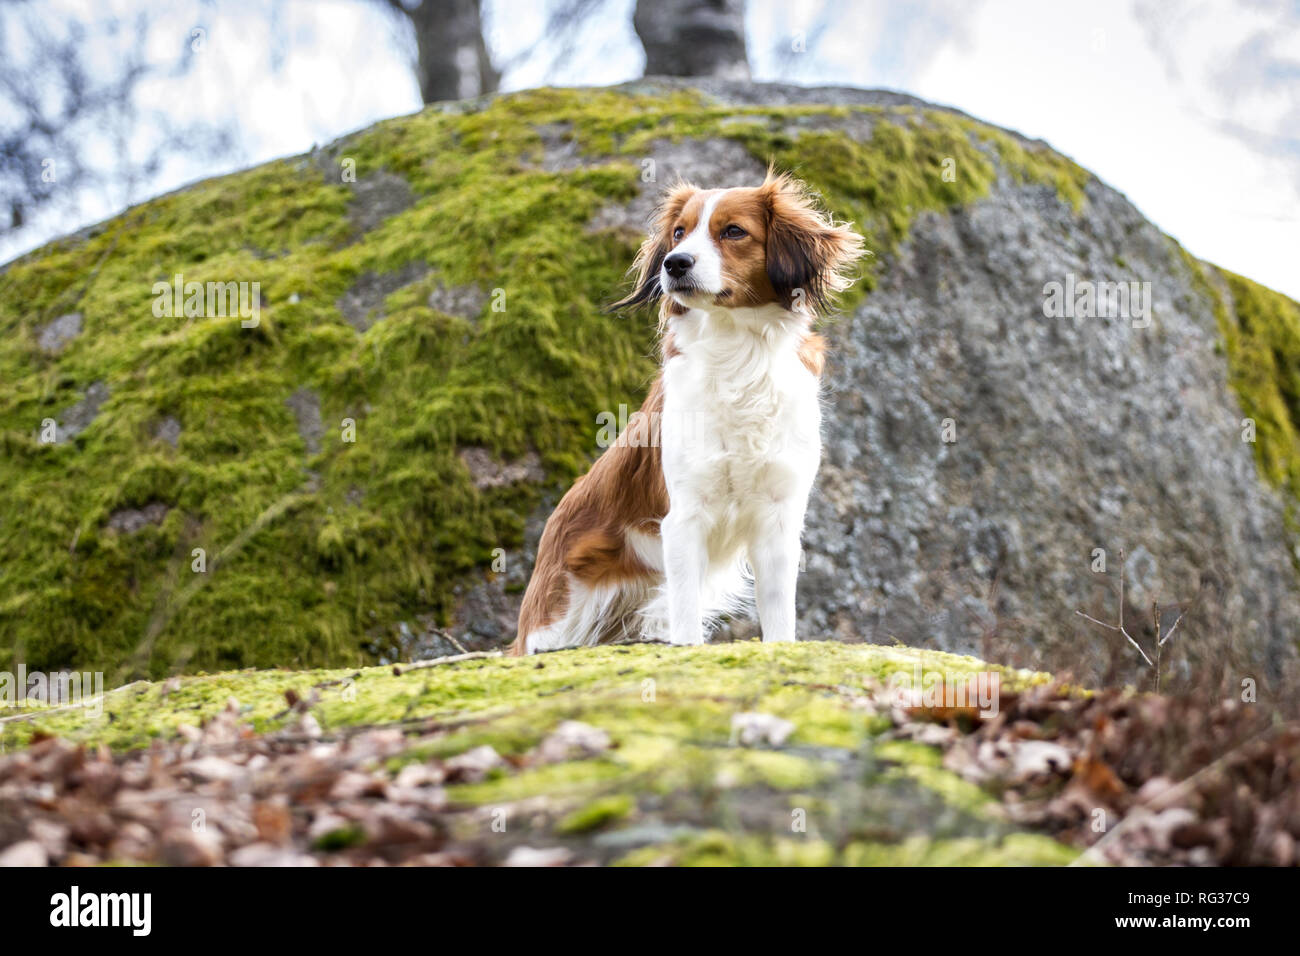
[608,182,696,312]
[760,169,865,314]
[607,232,668,312]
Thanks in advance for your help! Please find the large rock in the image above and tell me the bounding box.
[1,79,1295,690]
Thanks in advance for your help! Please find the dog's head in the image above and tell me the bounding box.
[613,170,865,317]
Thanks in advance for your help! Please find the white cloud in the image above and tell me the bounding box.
[747,0,1300,298]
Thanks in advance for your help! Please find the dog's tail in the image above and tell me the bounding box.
[515,575,655,655]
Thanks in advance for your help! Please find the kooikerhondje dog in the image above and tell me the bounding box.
[512,171,864,655]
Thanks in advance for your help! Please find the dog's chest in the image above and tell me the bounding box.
[661,329,821,515]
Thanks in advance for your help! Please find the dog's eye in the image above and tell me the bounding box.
[721,225,747,239]
[672,226,685,241]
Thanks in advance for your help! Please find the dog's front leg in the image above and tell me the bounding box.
[661,510,705,645]
[750,511,802,644]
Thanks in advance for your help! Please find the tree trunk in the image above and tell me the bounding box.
[633,0,749,80]
[404,0,500,104]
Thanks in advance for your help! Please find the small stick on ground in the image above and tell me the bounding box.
[393,651,501,675]
[1075,547,1195,691]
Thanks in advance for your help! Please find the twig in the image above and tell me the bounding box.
[393,651,501,674]
[0,680,150,725]
[1074,546,1197,680]
[1072,609,1153,666]
[1159,607,1188,647]
[1154,601,1163,693]
[433,628,468,655]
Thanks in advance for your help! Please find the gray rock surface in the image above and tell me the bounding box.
[106,502,170,534]
[52,381,109,444]
[154,415,182,447]
[285,387,325,457]
[336,262,430,331]
[36,312,82,353]
[345,170,415,234]
[797,166,1298,685]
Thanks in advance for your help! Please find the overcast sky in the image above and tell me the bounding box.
[4,0,1297,299]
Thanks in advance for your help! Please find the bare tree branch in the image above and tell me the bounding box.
[0,0,234,238]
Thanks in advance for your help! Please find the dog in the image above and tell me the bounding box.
[511,170,864,656]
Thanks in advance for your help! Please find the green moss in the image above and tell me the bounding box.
[842,832,1077,866]
[885,764,994,815]
[1171,248,1300,538]
[448,759,626,804]
[0,641,1016,748]
[0,86,1099,680]
[871,739,994,814]
[614,830,837,867]
[972,124,1091,212]
[312,823,367,852]
[874,738,944,768]
[555,794,634,834]
[613,830,1075,866]
[1220,272,1300,492]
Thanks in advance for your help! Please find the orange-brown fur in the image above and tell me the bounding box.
[513,378,669,651]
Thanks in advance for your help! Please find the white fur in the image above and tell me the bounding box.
[658,298,821,646]
[670,193,725,294]
[653,192,821,647]
[525,577,654,653]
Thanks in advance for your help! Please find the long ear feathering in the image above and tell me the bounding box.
[608,180,697,313]
[760,168,866,316]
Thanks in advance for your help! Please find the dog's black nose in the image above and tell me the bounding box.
[663,253,694,279]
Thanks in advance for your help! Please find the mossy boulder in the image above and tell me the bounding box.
[0,641,1082,866]
[1,79,1297,688]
